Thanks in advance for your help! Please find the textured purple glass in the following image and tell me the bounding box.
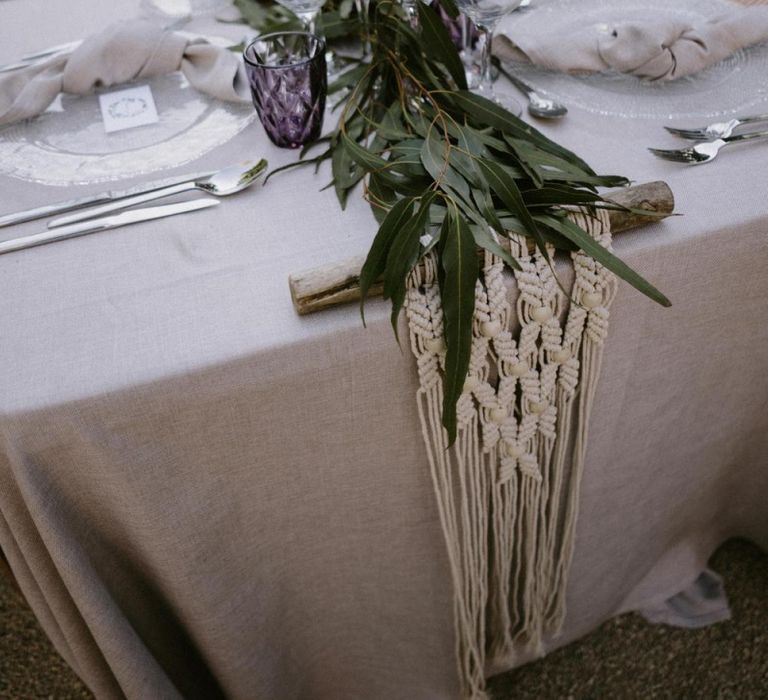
[244,33,327,149]
[431,0,479,50]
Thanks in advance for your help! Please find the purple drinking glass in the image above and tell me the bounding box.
[243,32,327,149]
[431,0,479,51]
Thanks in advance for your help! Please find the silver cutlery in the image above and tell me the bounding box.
[664,113,768,140]
[49,159,267,228]
[0,59,39,74]
[648,129,768,164]
[493,60,567,119]
[0,31,228,74]
[21,40,81,61]
[0,198,220,255]
[0,40,80,73]
[0,170,216,229]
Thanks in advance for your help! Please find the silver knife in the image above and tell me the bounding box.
[0,197,220,255]
[0,169,213,229]
[21,41,82,61]
[2,31,226,73]
[0,41,80,73]
[0,59,37,74]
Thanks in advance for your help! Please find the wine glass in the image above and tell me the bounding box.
[274,0,325,34]
[275,0,347,76]
[454,0,522,113]
[430,0,481,87]
[354,0,372,58]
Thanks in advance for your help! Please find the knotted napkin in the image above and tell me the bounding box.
[494,6,768,80]
[0,20,250,128]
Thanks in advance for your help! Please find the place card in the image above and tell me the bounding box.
[98,85,159,133]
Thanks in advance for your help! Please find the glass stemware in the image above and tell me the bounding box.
[273,0,345,76]
[354,0,373,59]
[274,0,325,34]
[431,0,481,87]
[454,0,522,113]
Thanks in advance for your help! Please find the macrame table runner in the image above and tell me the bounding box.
[405,208,616,699]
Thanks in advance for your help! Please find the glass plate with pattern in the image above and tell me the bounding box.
[0,71,256,186]
[502,0,768,119]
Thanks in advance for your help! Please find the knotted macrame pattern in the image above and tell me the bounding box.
[405,208,617,699]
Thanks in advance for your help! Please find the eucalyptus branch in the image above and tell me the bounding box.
[238,0,670,443]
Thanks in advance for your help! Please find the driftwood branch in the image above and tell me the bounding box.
[289,180,674,315]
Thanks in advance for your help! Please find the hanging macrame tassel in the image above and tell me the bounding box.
[407,258,490,699]
[405,208,616,698]
[546,208,617,632]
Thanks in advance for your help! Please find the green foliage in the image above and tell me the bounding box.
[235,0,358,37]
[439,203,478,440]
[234,0,302,34]
[241,0,670,443]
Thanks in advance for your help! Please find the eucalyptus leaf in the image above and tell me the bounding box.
[444,91,600,175]
[332,142,364,208]
[384,192,437,339]
[235,0,301,32]
[469,223,519,270]
[367,174,398,224]
[378,102,411,141]
[341,132,429,193]
[450,127,482,187]
[441,0,460,17]
[476,157,549,257]
[522,186,602,207]
[321,10,359,38]
[420,130,471,201]
[439,205,478,443]
[416,2,468,90]
[471,187,504,233]
[341,132,388,171]
[390,138,426,159]
[359,196,416,322]
[505,136,629,189]
[328,63,369,94]
[537,213,671,307]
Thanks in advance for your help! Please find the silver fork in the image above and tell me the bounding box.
[649,129,768,164]
[664,113,768,140]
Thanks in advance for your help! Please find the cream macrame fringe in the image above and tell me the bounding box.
[405,208,617,699]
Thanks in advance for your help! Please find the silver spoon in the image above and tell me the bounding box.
[494,61,568,119]
[48,159,267,228]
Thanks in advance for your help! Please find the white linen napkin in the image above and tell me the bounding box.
[0,20,250,128]
[494,6,768,80]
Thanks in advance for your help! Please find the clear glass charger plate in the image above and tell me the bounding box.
[0,72,256,186]
[505,0,768,120]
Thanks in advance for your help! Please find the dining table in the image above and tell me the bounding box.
[1,0,767,698]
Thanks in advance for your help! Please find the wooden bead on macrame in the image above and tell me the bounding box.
[480,320,502,338]
[509,361,529,377]
[463,375,480,392]
[504,441,524,458]
[529,401,548,415]
[582,292,602,309]
[425,337,446,354]
[490,407,508,424]
[552,348,571,363]
[531,306,553,323]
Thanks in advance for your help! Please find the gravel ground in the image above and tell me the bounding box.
[1,539,766,699]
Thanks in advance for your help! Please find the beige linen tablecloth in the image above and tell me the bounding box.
[1,1,767,698]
